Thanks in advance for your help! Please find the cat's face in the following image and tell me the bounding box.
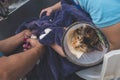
[70,25,102,53]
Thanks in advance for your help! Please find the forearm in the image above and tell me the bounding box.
[0,30,30,55]
[51,2,61,11]
[0,46,44,80]
[51,43,66,57]
[0,33,23,52]
[101,23,120,51]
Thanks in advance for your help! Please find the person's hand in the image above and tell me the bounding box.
[40,2,61,17]
[23,38,42,51]
[40,6,54,17]
[23,29,32,37]
[22,29,32,41]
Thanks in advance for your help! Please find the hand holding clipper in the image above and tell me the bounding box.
[23,34,37,50]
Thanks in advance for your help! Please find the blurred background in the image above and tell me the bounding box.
[0,0,59,40]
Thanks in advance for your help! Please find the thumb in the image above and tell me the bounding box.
[40,10,45,17]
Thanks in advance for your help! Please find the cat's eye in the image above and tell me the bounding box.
[86,29,92,33]
[80,26,83,29]
[80,45,83,48]
[76,30,81,34]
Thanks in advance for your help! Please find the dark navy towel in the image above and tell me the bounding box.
[16,0,93,80]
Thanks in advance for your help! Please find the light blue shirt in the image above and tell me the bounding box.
[73,0,120,28]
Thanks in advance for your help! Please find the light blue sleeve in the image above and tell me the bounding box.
[0,52,4,57]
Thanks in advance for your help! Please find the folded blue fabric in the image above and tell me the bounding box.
[16,0,93,80]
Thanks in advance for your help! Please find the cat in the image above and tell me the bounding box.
[70,24,103,53]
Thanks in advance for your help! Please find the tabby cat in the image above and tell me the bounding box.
[70,24,103,53]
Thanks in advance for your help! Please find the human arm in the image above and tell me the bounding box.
[0,30,31,55]
[51,43,66,57]
[0,39,44,80]
[40,2,61,16]
[101,23,120,51]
